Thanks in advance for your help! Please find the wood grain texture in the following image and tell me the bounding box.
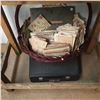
[96,42,100,59]
[1,44,12,84]
[1,7,21,55]
[87,11,100,53]
[1,89,100,100]
[1,1,99,5]
[11,55,20,83]
[2,83,100,90]
[1,44,11,74]
[1,1,72,5]
[1,73,11,83]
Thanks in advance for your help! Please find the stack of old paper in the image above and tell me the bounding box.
[54,24,79,49]
[73,14,86,50]
[28,14,51,32]
[29,35,70,57]
[29,35,48,54]
[28,14,85,57]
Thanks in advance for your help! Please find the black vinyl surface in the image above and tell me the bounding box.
[30,6,75,30]
[29,55,82,82]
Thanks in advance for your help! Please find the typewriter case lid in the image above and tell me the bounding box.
[30,6,75,30]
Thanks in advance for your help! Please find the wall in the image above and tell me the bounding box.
[0,26,8,43]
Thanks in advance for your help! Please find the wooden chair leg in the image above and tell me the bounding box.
[1,43,20,91]
[1,44,12,84]
[1,73,14,92]
[1,44,11,74]
[11,55,20,83]
[1,44,16,92]
[1,74,15,92]
[87,11,100,53]
[96,41,100,59]
[1,6,21,55]
[1,73,11,83]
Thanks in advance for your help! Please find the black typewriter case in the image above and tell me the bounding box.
[29,6,82,82]
[29,55,82,82]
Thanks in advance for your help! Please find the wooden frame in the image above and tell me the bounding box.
[96,42,100,59]
[1,6,21,55]
[1,44,12,84]
[87,11,100,53]
[1,5,21,90]
[2,83,100,90]
[1,43,20,83]
[1,43,20,91]
[0,1,81,5]
[1,1,100,5]
[1,1,100,91]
